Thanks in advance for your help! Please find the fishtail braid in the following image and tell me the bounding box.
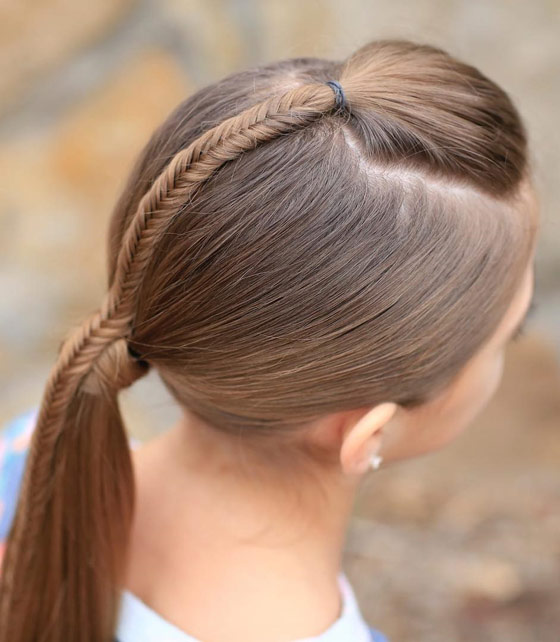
[0,80,345,639]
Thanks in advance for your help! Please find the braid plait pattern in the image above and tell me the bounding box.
[0,81,343,615]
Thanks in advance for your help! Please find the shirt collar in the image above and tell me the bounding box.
[116,571,373,642]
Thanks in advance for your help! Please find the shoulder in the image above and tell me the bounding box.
[0,408,39,566]
[0,407,140,569]
[369,627,390,641]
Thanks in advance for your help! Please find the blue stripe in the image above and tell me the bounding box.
[369,627,390,641]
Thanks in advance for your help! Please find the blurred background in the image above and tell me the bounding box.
[0,1,559,640]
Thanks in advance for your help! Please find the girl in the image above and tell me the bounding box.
[0,38,540,642]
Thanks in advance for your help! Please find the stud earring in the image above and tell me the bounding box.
[369,454,383,470]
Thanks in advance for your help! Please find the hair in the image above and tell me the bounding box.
[0,38,539,641]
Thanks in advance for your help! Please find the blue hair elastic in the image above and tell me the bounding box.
[325,80,348,112]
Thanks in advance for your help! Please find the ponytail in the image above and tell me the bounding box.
[0,81,343,641]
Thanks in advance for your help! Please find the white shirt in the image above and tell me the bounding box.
[115,571,381,642]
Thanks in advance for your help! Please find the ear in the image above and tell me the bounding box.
[339,402,398,475]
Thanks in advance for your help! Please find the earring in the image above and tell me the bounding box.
[369,454,383,470]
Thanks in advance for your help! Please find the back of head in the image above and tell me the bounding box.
[0,38,539,641]
[109,39,537,430]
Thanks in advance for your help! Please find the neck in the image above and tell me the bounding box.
[123,413,360,642]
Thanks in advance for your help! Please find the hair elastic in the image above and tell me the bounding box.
[325,80,348,112]
[127,344,142,360]
[127,343,149,368]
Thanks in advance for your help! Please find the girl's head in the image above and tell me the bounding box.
[0,38,539,640]
[108,39,538,475]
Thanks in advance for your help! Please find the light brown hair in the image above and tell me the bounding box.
[0,38,539,641]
